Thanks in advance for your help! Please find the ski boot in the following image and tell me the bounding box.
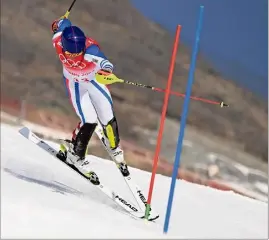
[57,140,100,185]
[111,147,130,177]
[57,123,100,185]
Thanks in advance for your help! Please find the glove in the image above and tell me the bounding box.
[96,71,124,85]
[51,18,71,34]
[51,19,61,33]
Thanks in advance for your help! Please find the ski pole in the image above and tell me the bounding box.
[63,0,77,19]
[96,71,229,108]
[122,80,228,107]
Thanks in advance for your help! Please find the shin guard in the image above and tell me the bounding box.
[73,122,97,159]
[103,117,120,150]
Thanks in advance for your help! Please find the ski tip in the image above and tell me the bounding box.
[18,127,31,138]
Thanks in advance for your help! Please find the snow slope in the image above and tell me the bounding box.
[1,124,268,239]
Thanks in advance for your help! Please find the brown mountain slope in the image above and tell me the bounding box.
[1,0,268,161]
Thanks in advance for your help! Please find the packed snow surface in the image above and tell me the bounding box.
[1,124,267,238]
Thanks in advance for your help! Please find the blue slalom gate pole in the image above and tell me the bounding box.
[163,5,204,234]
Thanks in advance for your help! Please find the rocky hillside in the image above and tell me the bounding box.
[1,0,268,161]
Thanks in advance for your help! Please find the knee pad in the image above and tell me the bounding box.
[103,117,120,150]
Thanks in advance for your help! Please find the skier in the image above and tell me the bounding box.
[51,17,129,184]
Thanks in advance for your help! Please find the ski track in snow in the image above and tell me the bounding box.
[1,124,268,239]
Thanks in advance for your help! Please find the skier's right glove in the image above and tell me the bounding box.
[51,18,71,34]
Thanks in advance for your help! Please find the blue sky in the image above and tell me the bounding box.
[130,0,268,99]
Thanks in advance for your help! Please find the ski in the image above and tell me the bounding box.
[18,127,146,219]
[94,121,159,221]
